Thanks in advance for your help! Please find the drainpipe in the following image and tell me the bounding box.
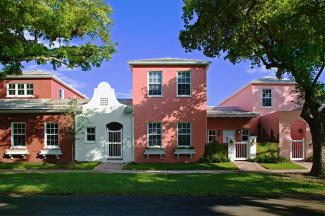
[131,111,134,162]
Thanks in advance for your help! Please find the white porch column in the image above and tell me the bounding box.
[248,136,257,159]
[227,136,236,161]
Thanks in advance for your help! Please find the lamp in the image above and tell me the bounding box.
[298,128,303,133]
[230,140,234,145]
[237,130,241,134]
[218,130,222,134]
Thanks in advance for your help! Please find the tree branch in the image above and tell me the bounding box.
[29,56,72,67]
[246,1,258,16]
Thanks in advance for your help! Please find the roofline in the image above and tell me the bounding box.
[6,74,89,99]
[127,61,212,73]
[207,114,260,118]
[0,109,82,114]
[218,83,252,106]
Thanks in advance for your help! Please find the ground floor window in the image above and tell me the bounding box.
[242,129,250,141]
[45,122,59,147]
[177,122,191,146]
[86,127,96,142]
[148,123,162,147]
[208,130,217,142]
[12,123,26,146]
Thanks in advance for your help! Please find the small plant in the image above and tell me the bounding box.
[306,156,313,162]
[248,155,289,163]
[145,147,164,150]
[174,146,195,150]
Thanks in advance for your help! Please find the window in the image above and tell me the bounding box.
[177,122,191,146]
[262,89,272,107]
[177,71,191,96]
[45,123,59,147]
[73,95,76,99]
[86,127,96,142]
[7,83,33,97]
[12,123,26,147]
[100,98,108,106]
[242,129,250,141]
[59,88,64,99]
[208,130,217,142]
[147,123,162,147]
[148,72,162,96]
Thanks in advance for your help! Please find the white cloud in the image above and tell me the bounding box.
[246,65,276,75]
[116,91,132,98]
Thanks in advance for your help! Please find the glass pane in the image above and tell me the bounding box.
[178,84,190,95]
[149,84,161,95]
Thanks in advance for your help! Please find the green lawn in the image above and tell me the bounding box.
[0,172,324,196]
[260,163,307,170]
[123,163,238,170]
[257,142,279,157]
[0,161,100,170]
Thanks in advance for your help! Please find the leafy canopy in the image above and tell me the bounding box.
[179,0,325,107]
[0,0,117,78]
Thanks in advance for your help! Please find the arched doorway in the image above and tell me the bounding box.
[106,122,123,158]
[290,120,305,160]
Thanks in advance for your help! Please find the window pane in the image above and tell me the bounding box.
[149,84,161,95]
[178,84,191,95]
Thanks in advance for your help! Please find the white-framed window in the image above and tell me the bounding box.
[177,71,191,96]
[100,98,108,106]
[262,89,272,107]
[86,127,96,142]
[242,129,250,141]
[208,130,217,142]
[73,95,76,99]
[11,123,26,147]
[148,72,162,96]
[45,122,59,148]
[7,83,33,97]
[147,123,162,147]
[177,122,191,146]
[59,88,64,99]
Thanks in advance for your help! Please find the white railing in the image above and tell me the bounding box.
[291,138,304,160]
[235,142,247,160]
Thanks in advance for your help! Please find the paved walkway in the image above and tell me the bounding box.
[232,161,267,171]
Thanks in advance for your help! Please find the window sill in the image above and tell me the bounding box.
[44,146,60,149]
[84,142,97,144]
[176,95,192,98]
[10,146,27,149]
[262,106,273,108]
[6,95,35,98]
[147,95,163,98]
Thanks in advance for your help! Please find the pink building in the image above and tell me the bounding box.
[129,58,211,163]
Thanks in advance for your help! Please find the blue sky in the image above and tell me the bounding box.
[23,0,325,106]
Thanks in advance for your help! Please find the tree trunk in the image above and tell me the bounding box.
[309,129,325,176]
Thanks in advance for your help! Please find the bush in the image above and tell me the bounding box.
[174,146,195,150]
[200,142,230,163]
[248,155,289,163]
[306,156,313,162]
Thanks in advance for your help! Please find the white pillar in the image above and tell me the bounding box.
[248,136,257,159]
[227,136,236,161]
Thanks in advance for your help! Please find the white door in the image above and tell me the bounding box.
[223,130,235,143]
[107,129,122,158]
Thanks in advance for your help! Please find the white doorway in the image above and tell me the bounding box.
[223,130,235,143]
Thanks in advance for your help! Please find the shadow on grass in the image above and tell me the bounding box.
[0,161,99,170]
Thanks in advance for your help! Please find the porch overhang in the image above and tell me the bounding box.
[207,106,261,118]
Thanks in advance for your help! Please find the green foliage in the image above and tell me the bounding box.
[174,146,195,150]
[0,0,117,77]
[0,161,99,170]
[200,142,230,163]
[306,156,314,162]
[257,142,279,157]
[248,155,289,164]
[145,147,164,150]
[260,163,307,170]
[123,163,237,170]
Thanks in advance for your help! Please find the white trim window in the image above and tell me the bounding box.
[45,123,59,148]
[7,83,33,97]
[86,127,96,142]
[208,130,217,142]
[177,71,191,96]
[59,88,64,99]
[262,89,272,107]
[147,123,162,147]
[148,72,162,96]
[12,123,26,147]
[242,129,250,141]
[177,122,191,146]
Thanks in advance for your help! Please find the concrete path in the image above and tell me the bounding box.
[1,194,324,215]
[232,161,267,171]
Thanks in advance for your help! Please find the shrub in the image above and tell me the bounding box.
[145,147,164,150]
[248,155,289,163]
[200,142,229,163]
[174,146,195,150]
[306,156,313,162]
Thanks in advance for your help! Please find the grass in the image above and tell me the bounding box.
[122,163,238,170]
[0,161,100,170]
[257,142,279,157]
[0,172,324,196]
[260,163,307,170]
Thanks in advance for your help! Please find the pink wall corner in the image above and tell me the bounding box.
[133,65,207,163]
[220,84,253,111]
[0,79,52,99]
[252,84,299,115]
[260,112,280,141]
[50,79,85,99]
[279,111,312,159]
[207,117,258,143]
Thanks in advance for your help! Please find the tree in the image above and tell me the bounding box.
[179,0,325,176]
[0,0,117,78]
[60,98,91,163]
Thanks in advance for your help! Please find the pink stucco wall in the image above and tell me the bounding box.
[260,112,280,141]
[219,84,253,111]
[290,120,305,140]
[133,65,207,163]
[279,111,312,159]
[50,79,85,99]
[207,117,258,143]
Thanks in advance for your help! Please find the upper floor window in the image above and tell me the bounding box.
[177,72,191,96]
[59,88,64,99]
[177,122,191,146]
[242,129,250,141]
[7,83,33,97]
[147,123,162,147]
[262,89,272,107]
[12,123,26,147]
[208,130,217,142]
[148,72,162,96]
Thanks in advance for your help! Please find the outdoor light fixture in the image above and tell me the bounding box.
[230,140,234,145]
[219,130,222,134]
[237,130,241,134]
[298,128,303,133]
